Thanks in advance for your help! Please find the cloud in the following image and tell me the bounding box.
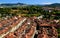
[41,2,52,5]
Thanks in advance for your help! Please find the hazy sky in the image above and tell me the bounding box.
[0,0,60,4]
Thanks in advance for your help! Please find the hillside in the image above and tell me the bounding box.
[0,3,25,6]
[0,3,60,8]
[44,3,60,7]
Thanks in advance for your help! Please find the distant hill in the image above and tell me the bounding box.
[0,3,25,6]
[0,3,60,8]
[44,3,60,7]
[0,3,27,8]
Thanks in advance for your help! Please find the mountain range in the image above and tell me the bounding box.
[0,3,60,7]
[44,3,60,7]
[0,3,25,6]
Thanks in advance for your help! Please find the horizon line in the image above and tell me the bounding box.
[0,2,60,5]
